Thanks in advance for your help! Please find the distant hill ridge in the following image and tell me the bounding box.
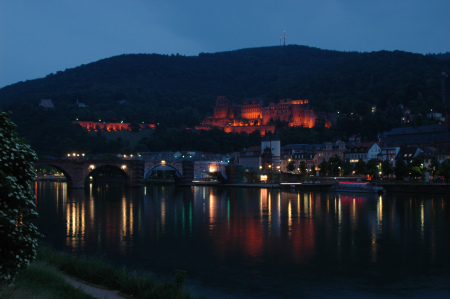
[1,45,449,116]
[1,45,450,157]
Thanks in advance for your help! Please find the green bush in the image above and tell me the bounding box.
[0,111,42,283]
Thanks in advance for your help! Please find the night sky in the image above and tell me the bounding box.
[1,0,449,88]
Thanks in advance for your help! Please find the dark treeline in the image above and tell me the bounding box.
[1,45,449,156]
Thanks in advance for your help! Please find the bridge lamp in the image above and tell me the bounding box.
[67,154,71,157]
[82,153,85,157]
[89,165,95,170]
[121,165,127,170]
[161,160,166,166]
[72,153,76,157]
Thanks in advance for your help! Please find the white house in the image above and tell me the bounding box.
[345,142,381,165]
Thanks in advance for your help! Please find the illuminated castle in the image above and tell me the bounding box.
[196,96,330,135]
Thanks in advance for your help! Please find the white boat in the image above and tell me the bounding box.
[330,181,385,194]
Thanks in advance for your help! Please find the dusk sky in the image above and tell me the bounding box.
[1,0,450,88]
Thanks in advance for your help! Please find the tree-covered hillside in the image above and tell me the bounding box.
[0,45,449,156]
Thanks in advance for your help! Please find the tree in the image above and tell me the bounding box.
[430,156,441,178]
[394,159,408,180]
[355,159,366,175]
[299,161,307,174]
[286,161,295,172]
[366,159,379,179]
[381,159,393,176]
[441,159,450,181]
[408,156,424,179]
[0,111,41,283]
[311,162,317,176]
[328,155,342,176]
[319,160,328,177]
[342,159,352,176]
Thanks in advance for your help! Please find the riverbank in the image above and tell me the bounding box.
[0,261,94,299]
[376,182,450,194]
[196,181,450,194]
[0,246,203,299]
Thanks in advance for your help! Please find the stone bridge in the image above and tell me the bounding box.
[35,159,145,188]
[35,158,229,188]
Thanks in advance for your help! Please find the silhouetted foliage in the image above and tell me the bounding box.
[0,111,42,283]
[394,159,408,180]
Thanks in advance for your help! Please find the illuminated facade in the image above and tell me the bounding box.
[73,121,155,132]
[196,96,331,135]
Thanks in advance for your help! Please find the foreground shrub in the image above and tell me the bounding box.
[0,111,41,283]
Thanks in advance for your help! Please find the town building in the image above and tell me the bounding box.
[380,124,450,148]
[291,151,316,174]
[377,146,401,166]
[238,146,261,171]
[344,142,381,165]
[314,141,346,165]
[260,134,281,171]
[396,146,424,164]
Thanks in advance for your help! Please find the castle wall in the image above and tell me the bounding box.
[196,97,329,135]
[74,121,155,132]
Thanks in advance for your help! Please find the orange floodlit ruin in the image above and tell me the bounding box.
[74,121,155,132]
[196,96,331,135]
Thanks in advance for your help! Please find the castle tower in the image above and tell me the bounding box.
[214,96,230,119]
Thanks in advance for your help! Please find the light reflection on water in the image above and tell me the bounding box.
[34,182,450,297]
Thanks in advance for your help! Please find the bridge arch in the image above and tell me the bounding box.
[35,163,73,185]
[35,159,144,188]
[193,161,228,182]
[87,164,130,185]
[145,164,182,180]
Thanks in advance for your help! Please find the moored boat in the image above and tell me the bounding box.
[330,181,385,194]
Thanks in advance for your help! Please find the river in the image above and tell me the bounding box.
[33,181,450,298]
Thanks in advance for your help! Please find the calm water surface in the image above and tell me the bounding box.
[34,181,450,298]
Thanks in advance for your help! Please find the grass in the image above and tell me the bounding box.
[0,261,93,299]
[1,245,205,299]
[39,246,202,299]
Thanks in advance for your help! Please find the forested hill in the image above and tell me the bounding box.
[0,45,449,156]
[1,45,449,122]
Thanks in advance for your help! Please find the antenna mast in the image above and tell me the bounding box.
[283,30,286,46]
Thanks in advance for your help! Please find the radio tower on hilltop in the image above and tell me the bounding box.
[283,30,286,46]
